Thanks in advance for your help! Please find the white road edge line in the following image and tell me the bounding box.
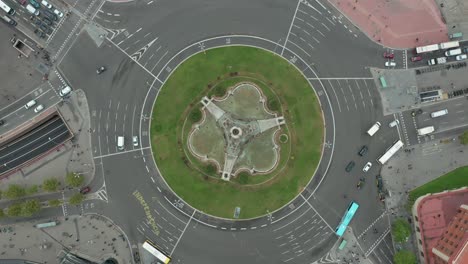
[170,210,195,256]
[281,0,301,56]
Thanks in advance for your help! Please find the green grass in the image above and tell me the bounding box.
[408,166,468,208]
[152,46,323,218]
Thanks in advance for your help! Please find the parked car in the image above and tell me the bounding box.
[455,54,467,61]
[43,9,57,21]
[383,52,394,59]
[385,61,396,67]
[53,8,64,18]
[345,161,355,172]
[376,175,384,191]
[29,0,40,8]
[34,104,44,113]
[410,56,422,62]
[16,0,27,6]
[34,29,45,38]
[363,162,372,172]
[358,145,368,156]
[389,119,399,127]
[41,0,52,9]
[80,186,91,194]
[0,120,4,126]
[42,17,52,25]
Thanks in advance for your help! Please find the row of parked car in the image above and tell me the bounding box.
[383,51,423,67]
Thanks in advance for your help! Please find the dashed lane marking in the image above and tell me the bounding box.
[365,227,391,257]
[357,210,387,239]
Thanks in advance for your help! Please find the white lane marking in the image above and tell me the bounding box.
[287,40,311,57]
[308,77,373,80]
[300,194,333,232]
[281,0,302,56]
[150,50,169,72]
[321,22,331,31]
[170,210,196,256]
[327,80,342,112]
[93,147,151,159]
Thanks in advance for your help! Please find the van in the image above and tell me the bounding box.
[430,109,448,118]
[1,15,17,26]
[367,122,381,136]
[25,4,39,16]
[417,126,435,136]
[59,86,72,97]
[445,48,462,56]
[25,99,36,109]
[117,136,125,150]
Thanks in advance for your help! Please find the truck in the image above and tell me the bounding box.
[367,122,381,136]
[12,38,34,57]
[427,57,447,66]
[417,126,435,136]
[439,41,459,50]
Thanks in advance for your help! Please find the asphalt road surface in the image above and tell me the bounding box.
[45,0,443,263]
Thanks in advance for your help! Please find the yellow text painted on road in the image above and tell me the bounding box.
[133,190,160,236]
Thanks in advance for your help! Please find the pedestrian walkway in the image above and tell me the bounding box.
[328,0,448,48]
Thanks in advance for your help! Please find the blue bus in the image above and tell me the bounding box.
[335,201,359,236]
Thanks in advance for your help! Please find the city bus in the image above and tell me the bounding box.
[377,140,404,165]
[335,201,359,237]
[142,240,171,264]
[0,0,15,15]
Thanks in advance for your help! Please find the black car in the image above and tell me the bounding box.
[358,145,368,156]
[34,19,42,26]
[34,29,46,38]
[96,66,106,74]
[42,17,52,26]
[0,120,4,126]
[133,251,140,263]
[345,161,355,172]
[376,174,383,191]
[43,9,57,21]
[411,109,423,117]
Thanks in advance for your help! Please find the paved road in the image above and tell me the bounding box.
[46,0,425,263]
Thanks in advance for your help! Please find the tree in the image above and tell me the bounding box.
[0,208,4,218]
[394,250,417,264]
[6,203,22,217]
[4,184,26,199]
[69,193,84,205]
[65,173,84,188]
[48,199,62,207]
[26,185,39,195]
[21,199,41,217]
[460,131,468,145]
[43,178,60,192]
[392,218,412,243]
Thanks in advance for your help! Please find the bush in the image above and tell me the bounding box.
[43,178,60,192]
[238,172,249,184]
[21,199,41,217]
[204,164,217,175]
[26,185,39,195]
[4,185,26,199]
[189,108,202,123]
[48,199,62,207]
[460,131,468,145]
[392,218,412,243]
[69,193,84,205]
[268,99,280,112]
[7,203,22,217]
[394,250,417,264]
[0,208,4,218]
[65,173,84,188]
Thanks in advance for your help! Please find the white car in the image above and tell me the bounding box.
[41,0,52,9]
[59,86,72,97]
[389,119,399,128]
[363,162,372,172]
[455,54,467,61]
[25,99,37,109]
[34,104,44,113]
[53,9,64,18]
[132,136,139,147]
[385,61,396,67]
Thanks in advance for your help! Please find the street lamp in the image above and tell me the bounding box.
[48,137,58,144]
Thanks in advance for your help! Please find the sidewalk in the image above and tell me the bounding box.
[328,0,448,48]
[0,214,132,263]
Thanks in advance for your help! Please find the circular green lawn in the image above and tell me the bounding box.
[151,46,323,219]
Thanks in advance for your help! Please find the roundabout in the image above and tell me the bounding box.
[151,46,325,219]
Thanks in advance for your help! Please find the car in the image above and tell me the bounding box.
[16,0,27,5]
[358,145,368,156]
[383,52,394,59]
[132,136,139,147]
[41,0,52,9]
[43,9,57,21]
[376,175,384,191]
[96,66,106,74]
[59,86,72,97]
[42,17,52,25]
[34,29,46,38]
[39,23,48,32]
[455,54,467,61]
[133,251,140,263]
[80,186,91,194]
[389,119,399,127]
[385,61,396,67]
[411,109,423,117]
[345,161,355,172]
[410,56,422,62]
[25,99,37,109]
[34,104,44,113]
[0,120,4,126]
[363,162,372,172]
[34,19,42,26]
[53,9,64,18]
[29,0,40,8]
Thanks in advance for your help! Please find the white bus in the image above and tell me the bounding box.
[416,44,439,54]
[377,140,404,165]
[0,0,15,15]
[142,240,171,264]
